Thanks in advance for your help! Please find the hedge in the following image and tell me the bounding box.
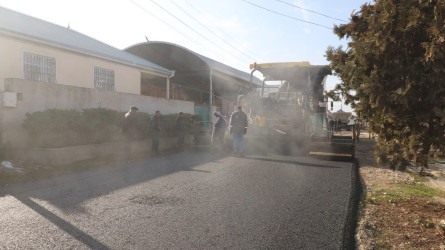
[22,108,201,148]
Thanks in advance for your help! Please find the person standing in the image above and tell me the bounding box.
[229,106,248,157]
[355,120,361,142]
[190,112,199,144]
[335,119,341,133]
[211,111,228,152]
[151,110,162,155]
[176,112,186,149]
[190,113,199,126]
[329,119,335,133]
[121,106,138,161]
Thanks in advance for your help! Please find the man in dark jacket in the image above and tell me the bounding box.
[211,111,227,152]
[176,112,186,148]
[190,113,199,144]
[121,106,138,138]
[121,106,138,161]
[151,110,161,154]
[229,106,248,157]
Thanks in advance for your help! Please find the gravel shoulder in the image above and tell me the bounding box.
[355,136,445,249]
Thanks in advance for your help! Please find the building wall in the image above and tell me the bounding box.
[2,78,194,148]
[0,35,143,94]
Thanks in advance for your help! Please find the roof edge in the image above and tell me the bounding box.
[125,40,211,67]
[126,41,263,86]
[0,29,171,77]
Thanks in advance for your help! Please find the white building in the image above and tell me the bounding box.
[0,7,194,148]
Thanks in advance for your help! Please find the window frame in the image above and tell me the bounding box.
[23,52,57,84]
[94,66,115,92]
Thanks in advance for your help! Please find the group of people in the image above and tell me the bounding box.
[211,105,248,157]
[120,105,248,160]
[120,107,162,160]
[328,117,362,141]
[328,119,343,133]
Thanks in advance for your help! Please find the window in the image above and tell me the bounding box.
[23,52,57,83]
[94,67,115,91]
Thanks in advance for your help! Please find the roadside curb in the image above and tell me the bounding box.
[341,158,362,249]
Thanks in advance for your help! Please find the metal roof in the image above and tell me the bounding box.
[251,61,331,101]
[250,62,330,83]
[249,62,312,69]
[125,41,263,88]
[0,7,171,76]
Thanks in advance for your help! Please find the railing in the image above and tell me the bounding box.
[141,86,184,99]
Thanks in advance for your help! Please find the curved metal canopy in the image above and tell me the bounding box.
[125,41,263,89]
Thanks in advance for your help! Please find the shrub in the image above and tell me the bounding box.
[22,108,198,148]
[154,113,198,138]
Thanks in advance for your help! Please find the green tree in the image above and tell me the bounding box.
[326,0,445,170]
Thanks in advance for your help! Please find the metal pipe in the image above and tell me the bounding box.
[209,65,213,124]
[166,70,175,99]
[307,68,311,88]
[166,78,170,99]
[262,78,267,98]
[209,66,213,106]
[250,68,257,89]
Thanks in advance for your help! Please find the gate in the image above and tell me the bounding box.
[194,104,211,123]
[194,104,212,144]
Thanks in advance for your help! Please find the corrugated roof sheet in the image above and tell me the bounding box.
[199,55,263,87]
[127,41,263,87]
[0,7,171,76]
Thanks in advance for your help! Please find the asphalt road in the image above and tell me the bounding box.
[0,151,354,249]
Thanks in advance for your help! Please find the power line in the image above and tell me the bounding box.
[149,0,253,65]
[130,0,238,64]
[128,0,202,46]
[182,0,261,62]
[241,0,333,30]
[167,0,257,62]
[274,0,348,23]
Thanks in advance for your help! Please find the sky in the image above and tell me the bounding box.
[0,0,368,112]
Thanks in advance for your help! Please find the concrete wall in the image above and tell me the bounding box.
[1,78,194,147]
[14,136,194,166]
[0,35,147,94]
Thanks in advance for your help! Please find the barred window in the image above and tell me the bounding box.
[94,67,115,91]
[23,52,57,83]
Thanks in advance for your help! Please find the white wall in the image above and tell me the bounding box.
[1,78,194,147]
[0,35,153,94]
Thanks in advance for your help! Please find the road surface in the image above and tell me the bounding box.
[0,151,354,249]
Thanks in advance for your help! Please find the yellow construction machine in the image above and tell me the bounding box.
[245,62,355,160]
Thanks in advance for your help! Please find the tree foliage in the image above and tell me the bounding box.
[326,0,445,170]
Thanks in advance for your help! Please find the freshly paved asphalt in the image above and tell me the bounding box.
[0,151,353,249]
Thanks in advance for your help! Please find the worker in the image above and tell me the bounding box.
[229,106,248,157]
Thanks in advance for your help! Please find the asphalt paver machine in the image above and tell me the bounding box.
[246,62,355,159]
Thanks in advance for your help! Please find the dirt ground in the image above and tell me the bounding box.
[355,136,445,249]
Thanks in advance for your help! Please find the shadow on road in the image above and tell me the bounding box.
[0,151,224,210]
[0,150,228,248]
[246,156,342,169]
[0,148,357,249]
[13,194,110,249]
